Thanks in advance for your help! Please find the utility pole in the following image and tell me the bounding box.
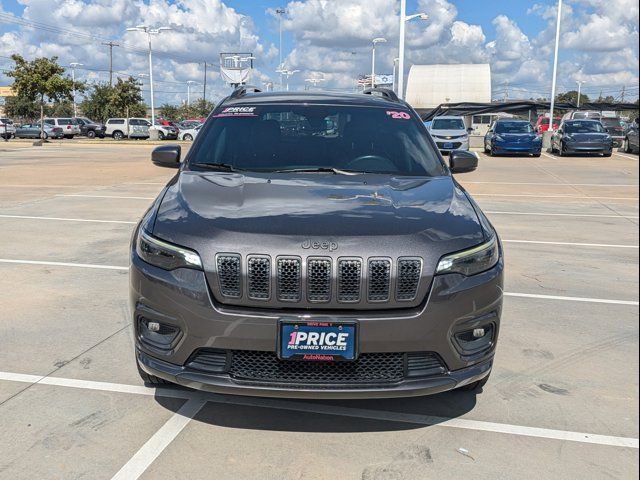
[504,80,509,101]
[101,41,119,86]
[621,85,626,103]
[202,62,214,100]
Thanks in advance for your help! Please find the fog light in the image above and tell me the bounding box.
[138,317,181,352]
[473,328,485,338]
[148,321,160,332]
[454,323,495,355]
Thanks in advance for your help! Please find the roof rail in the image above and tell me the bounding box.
[229,85,262,99]
[363,87,400,103]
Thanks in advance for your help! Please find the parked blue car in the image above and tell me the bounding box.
[484,119,542,157]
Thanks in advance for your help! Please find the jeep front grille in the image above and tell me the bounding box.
[213,254,426,308]
[368,259,391,302]
[396,258,422,301]
[248,256,271,300]
[216,254,241,298]
[337,259,362,302]
[307,258,331,302]
[277,257,302,302]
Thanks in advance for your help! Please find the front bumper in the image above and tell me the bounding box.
[492,143,541,155]
[130,247,503,398]
[434,138,469,153]
[564,142,612,153]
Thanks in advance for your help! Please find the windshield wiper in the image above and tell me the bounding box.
[192,162,241,172]
[271,167,364,175]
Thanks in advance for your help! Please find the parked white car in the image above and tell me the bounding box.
[0,118,16,139]
[428,116,472,153]
[105,118,178,140]
[178,124,202,141]
[43,118,81,138]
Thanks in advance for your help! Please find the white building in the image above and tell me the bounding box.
[405,64,494,134]
[405,64,492,108]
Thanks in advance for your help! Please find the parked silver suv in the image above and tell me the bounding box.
[429,116,472,153]
[43,118,81,139]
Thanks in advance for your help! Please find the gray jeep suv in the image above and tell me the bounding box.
[130,87,503,399]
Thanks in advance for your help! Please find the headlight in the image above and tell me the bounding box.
[532,135,542,142]
[494,135,505,142]
[436,236,500,276]
[564,134,574,142]
[136,229,202,270]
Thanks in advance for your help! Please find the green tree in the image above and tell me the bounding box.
[109,77,146,119]
[555,90,589,105]
[186,98,214,118]
[80,83,116,122]
[7,54,82,137]
[160,103,180,121]
[46,100,74,117]
[3,95,40,121]
[596,95,615,103]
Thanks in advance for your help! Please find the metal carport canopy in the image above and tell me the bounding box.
[416,101,639,121]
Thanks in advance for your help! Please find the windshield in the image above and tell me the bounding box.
[573,111,600,120]
[431,118,465,130]
[189,104,445,176]
[565,121,606,133]
[495,122,534,134]
[601,118,622,128]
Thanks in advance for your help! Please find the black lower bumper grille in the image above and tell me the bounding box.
[230,351,405,385]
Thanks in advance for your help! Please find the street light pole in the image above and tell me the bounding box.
[186,81,197,106]
[576,80,585,108]
[276,8,286,88]
[70,62,83,117]
[397,2,428,99]
[371,38,386,89]
[548,0,562,131]
[126,25,171,125]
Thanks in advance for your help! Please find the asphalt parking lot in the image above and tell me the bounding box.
[0,142,638,479]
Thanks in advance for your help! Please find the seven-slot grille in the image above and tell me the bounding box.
[215,255,423,305]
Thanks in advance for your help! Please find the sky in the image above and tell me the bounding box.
[0,0,638,106]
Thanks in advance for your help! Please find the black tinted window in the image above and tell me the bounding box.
[601,118,621,127]
[495,122,534,133]
[190,104,445,176]
[431,118,465,130]
[564,121,605,133]
[109,119,125,125]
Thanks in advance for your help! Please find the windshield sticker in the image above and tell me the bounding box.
[213,106,258,117]
[386,110,411,120]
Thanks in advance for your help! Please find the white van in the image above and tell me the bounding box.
[43,118,81,138]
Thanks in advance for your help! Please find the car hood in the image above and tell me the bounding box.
[429,129,467,137]
[565,132,610,141]
[152,171,485,260]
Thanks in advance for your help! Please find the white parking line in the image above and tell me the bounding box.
[502,239,639,249]
[486,211,639,219]
[0,214,136,224]
[464,181,638,187]
[613,152,639,161]
[0,259,128,270]
[57,194,155,200]
[0,371,637,451]
[110,398,207,480]
[504,292,639,306]
[474,193,638,200]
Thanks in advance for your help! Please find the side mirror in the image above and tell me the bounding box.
[467,127,474,133]
[152,145,181,168]
[450,151,478,174]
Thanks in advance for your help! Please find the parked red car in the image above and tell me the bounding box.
[535,116,562,135]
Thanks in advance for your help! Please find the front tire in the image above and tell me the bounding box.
[158,131,165,140]
[113,130,124,141]
[183,134,193,141]
[559,142,566,157]
[86,130,96,139]
[623,138,632,153]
